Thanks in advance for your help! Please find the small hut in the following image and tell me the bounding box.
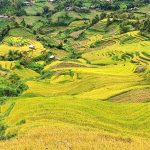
[29,45,35,49]
[0,15,9,19]
[49,55,55,60]
[24,1,33,6]
[48,0,55,3]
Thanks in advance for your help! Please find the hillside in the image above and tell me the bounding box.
[0,0,150,149]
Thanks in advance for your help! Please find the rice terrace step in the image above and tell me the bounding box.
[0,0,150,149]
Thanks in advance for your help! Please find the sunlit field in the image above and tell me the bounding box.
[0,1,150,149]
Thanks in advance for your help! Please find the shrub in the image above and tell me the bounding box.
[0,86,18,97]
[15,9,26,16]
[20,60,44,73]
[0,74,28,97]
[91,15,100,25]
[90,40,104,48]
[112,55,120,61]
[34,51,53,62]
[120,35,135,44]
[16,119,26,125]
[0,97,7,105]
[6,50,23,61]
[100,12,107,20]
[40,70,54,79]
[13,61,22,69]
[120,23,133,34]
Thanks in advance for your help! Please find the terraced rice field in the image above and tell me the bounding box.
[0,25,150,149]
[0,35,45,56]
[0,96,150,149]
[0,0,150,149]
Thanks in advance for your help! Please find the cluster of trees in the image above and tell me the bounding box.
[0,74,28,97]
[89,11,150,34]
[0,0,25,9]
[91,12,107,25]
[140,18,150,33]
[91,0,149,10]
[54,0,83,10]
[0,0,149,16]
[54,0,149,11]
[0,20,18,42]
[6,50,23,61]
[0,25,10,41]
[0,0,26,15]
[0,50,24,61]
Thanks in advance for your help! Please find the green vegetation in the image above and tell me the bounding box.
[0,74,28,97]
[0,0,150,149]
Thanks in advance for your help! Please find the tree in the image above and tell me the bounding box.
[15,9,26,16]
[91,15,99,25]
[120,24,131,33]
[74,0,83,7]
[8,74,20,84]
[43,6,49,14]
[6,50,23,61]
[140,18,150,33]
[100,12,107,20]
[21,18,26,26]
[106,17,111,27]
